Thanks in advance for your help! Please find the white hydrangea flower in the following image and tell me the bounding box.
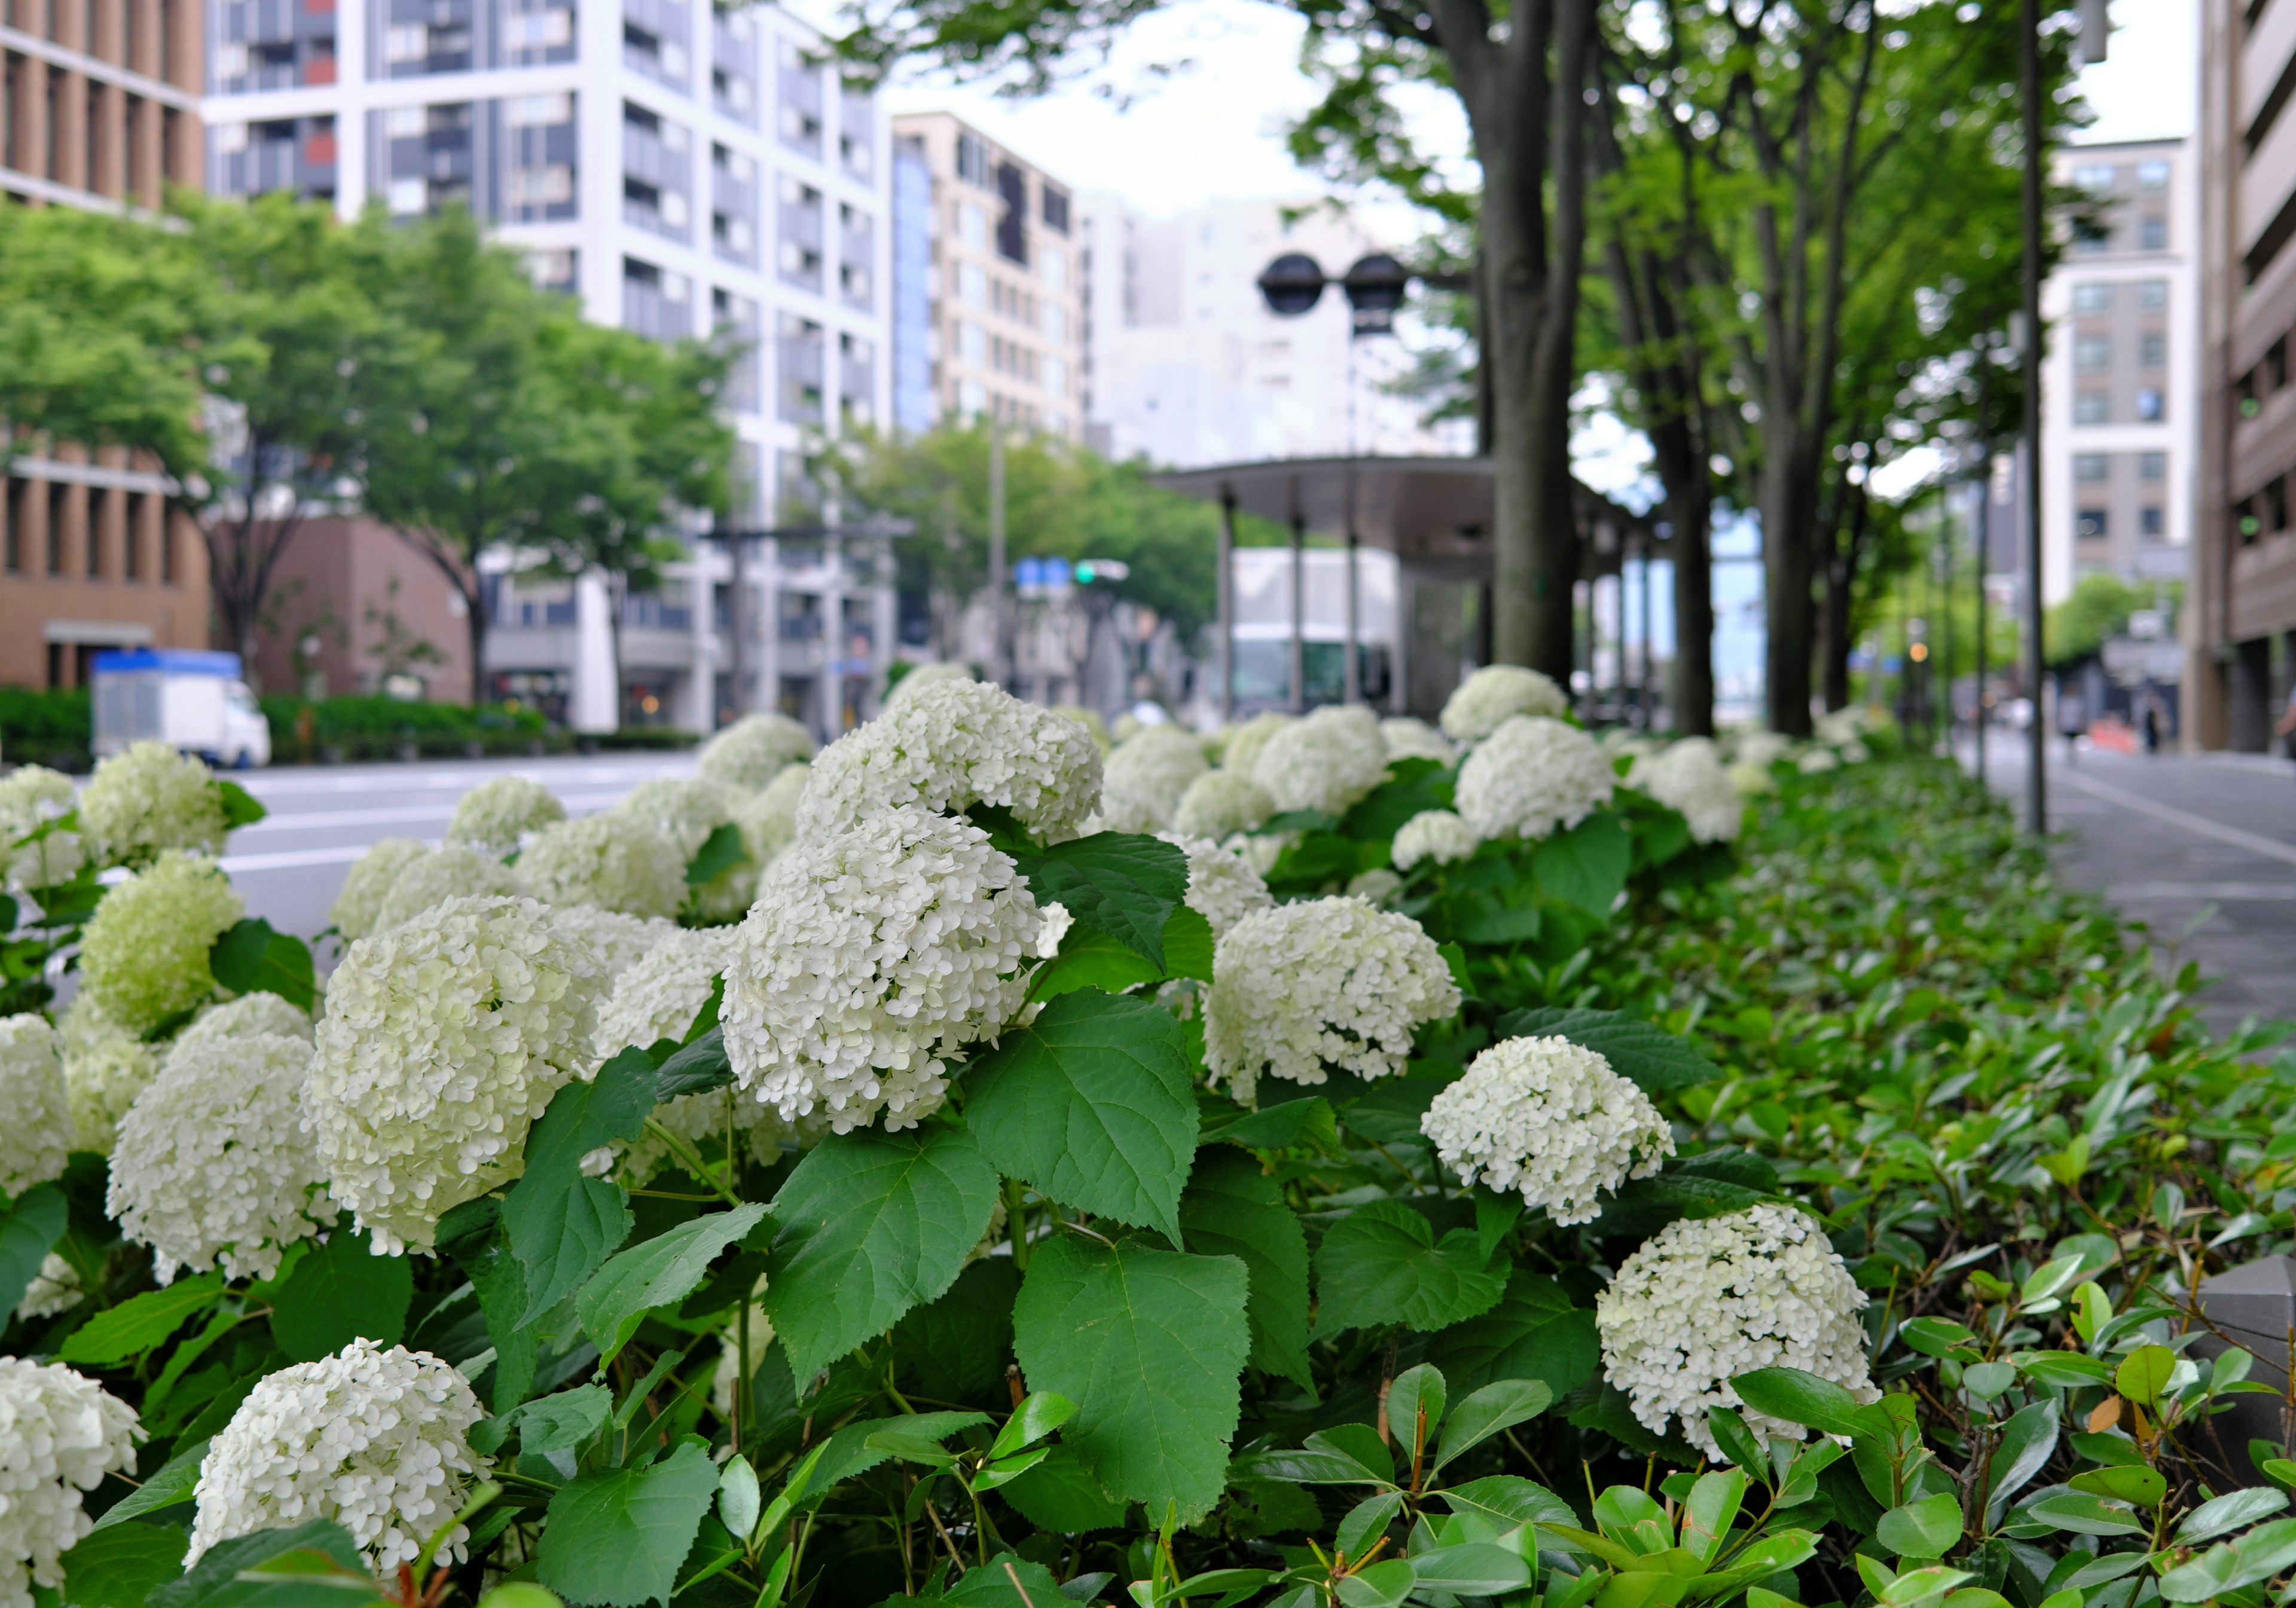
[1158,834,1273,938]
[735,763,810,872]
[0,1014,71,1196]
[1204,897,1460,1105]
[1345,868,1403,905]
[885,661,975,707]
[187,1340,488,1574]
[1440,665,1571,743]
[60,992,158,1154]
[517,812,686,920]
[303,895,607,1254]
[77,741,228,869]
[1217,712,1295,781]
[372,844,524,934]
[1455,716,1615,843]
[16,1254,83,1320]
[1172,770,1274,842]
[1097,727,1210,834]
[78,850,244,1034]
[445,776,566,858]
[109,1032,332,1285]
[1732,730,1791,770]
[1392,809,1480,872]
[596,927,735,1062]
[1631,740,1745,845]
[1239,830,1290,878]
[175,992,315,1055]
[1797,747,1840,774]
[1251,705,1390,817]
[1839,740,1871,763]
[331,839,433,942]
[1595,1203,1876,1456]
[1814,707,1868,747]
[546,904,680,975]
[0,1358,141,1608]
[617,777,755,921]
[0,765,83,891]
[1422,1036,1672,1224]
[796,679,1103,845]
[1381,717,1457,765]
[1726,761,1776,798]
[723,806,1043,1133]
[698,713,817,791]
[1049,705,1113,753]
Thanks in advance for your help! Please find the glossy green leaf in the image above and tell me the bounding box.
[148,1518,372,1608]
[1312,1201,1505,1337]
[1729,1366,1876,1439]
[1177,1147,1312,1387]
[2069,1466,2166,1509]
[1489,1007,1723,1092]
[1433,1378,1553,1471]
[60,1273,225,1366]
[2022,1491,2145,1537]
[208,918,316,1013]
[0,1181,67,1317]
[2112,1344,2175,1407]
[1877,1494,1964,1559]
[60,1518,189,1608]
[2175,1485,2289,1544]
[1015,833,1189,968]
[503,1046,660,1322]
[578,1202,767,1362]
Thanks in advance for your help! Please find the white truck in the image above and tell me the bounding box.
[91,649,272,769]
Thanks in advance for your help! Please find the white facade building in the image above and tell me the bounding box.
[1079,195,1468,468]
[201,0,897,736]
[2041,134,2202,604]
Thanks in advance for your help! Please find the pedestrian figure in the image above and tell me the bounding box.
[2141,694,2161,756]
[2057,684,2087,765]
[2276,681,2296,765]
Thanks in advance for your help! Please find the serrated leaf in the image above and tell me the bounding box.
[537,1441,720,1608]
[1161,904,1216,982]
[1586,1151,1779,1239]
[964,989,1197,1243]
[208,918,316,1013]
[1490,1008,1724,1093]
[944,1553,1067,1608]
[60,1517,189,1607]
[148,1518,371,1608]
[1011,1234,1249,1523]
[1198,1098,1337,1153]
[1016,833,1189,968]
[1029,926,1162,1002]
[503,1048,661,1322]
[0,1181,67,1316]
[761,1123,999,1384]
[999,1444,1135,1533]
[436,1198,538,1414]
[60,1273,225,1366]
[686,821,750,886]
[1312,1201,1504,1338]
[578,1203,768,1363]
[269,1224,411,1363]
[1424,1269,1601,1401]
[517,1384,613,1454]
[654,1026,734,1100]
[893,1258,1022,1411]
[1177,1148,1312,1387]
[91,1438,209,1529]
[1531,812,1630,915]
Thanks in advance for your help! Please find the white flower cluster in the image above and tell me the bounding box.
[1595,1203,1875,1455]
[1391,809,1479,872]
[1346,868,1403,905]
[1173,771,1273,842]
[78,850,244,1033]
[885,661,975,706]
[304,895,606,1253]
[698,712,817,791]
[0,1358,141,1608]
[1217,713,1295,780]
[1159,834,1274,938]
[797,678,1103,845]
[109,1032,332,1285]
[1097,727,1208,833]
[188,1340,488,1574]
[1050,705,1113,753]
[1814,707,1869,747]
[445,775,566,858]
[1421,1036,1672,1224]
[0,765,83,891]
[1252,705,1390,817]
[548,904,680,974]
[1381,717,1457,765]
[1455,716,1615,843]
[1726,762,1777,798]
[1204,897,1460,1104]
[1440,665,1570,742]
[517,812,686,920]
[619,777,756,920]
[1630,738,1745,845]
[17,1254,83,1321]
[77,741,229,869]
[1797,747,1840,775]
[60,993,159,1154]
[176,992,314,1054]
[372,844,524,935]
[331,839,432,942]
[1732,730,1791,770]
[0,1014,70,1197]
[723,806,1042,1133]
[735,763,810,870]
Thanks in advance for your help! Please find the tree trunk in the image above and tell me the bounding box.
[1759,433,1822,735]
[465,578,488,708]
[1820,470,1871,711]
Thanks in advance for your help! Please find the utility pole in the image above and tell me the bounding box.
[987,421,1008,692]
[2020,0,2048,836]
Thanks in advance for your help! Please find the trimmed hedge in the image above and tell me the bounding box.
[0,685,93,772]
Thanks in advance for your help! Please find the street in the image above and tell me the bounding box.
[214,752,698,947]
[1970,739,2296,1037]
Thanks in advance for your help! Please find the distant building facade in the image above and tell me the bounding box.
[201,0,896,735]
[889,111,1085,438]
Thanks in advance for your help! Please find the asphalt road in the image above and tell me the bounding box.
[215,752,698,948]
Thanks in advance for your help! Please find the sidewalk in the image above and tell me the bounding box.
[1964,738,2296,1038]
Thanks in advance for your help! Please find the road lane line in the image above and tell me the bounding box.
[2056,768,2296,870]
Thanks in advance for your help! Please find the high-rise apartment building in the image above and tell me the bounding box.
[889,111,1083,438]
[203,0,899,735]
[2039,137,2199,604]
[2,0,213,691]
[2197,0,2296,748]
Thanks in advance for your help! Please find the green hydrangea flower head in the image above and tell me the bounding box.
[78,851,243,1034]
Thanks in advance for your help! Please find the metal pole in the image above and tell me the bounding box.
[988,422,1007,693]
[1941,518,1956,757]
[1975,466,1989,787]
[1289,513,1306,714]
[1217,490,1236,723]
[820,498,842,740]
[1638,537,1653,727]
[727,531,747,725]
[1344,531,1361,705]
[2020,0,2048,834]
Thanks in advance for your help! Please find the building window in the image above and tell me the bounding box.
[2074,453,2111,482]
[2072,282,2112,314]
[124,491,144,578]
[45,482,66,573]
[2072,162,2117,190]
[2139,216,2167,250]
[2139,332,2166,368]
[2140,506,2163,539]
[2138,279,2167,309]
[2074,335,2111,370]
[2135,386,2164,421]
[2075,508,2108,540]
[955,131,988,187]
[160,510,175,581]
[86,490,106,578]
[2137,158,2169,189]
[1041,182,1069,234]
[2,478,22,573]
[2138,451,2166,481]
[2074,392,2110,424]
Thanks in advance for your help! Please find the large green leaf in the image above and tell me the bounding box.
[1531,814,1631,916]
[1489,1008,1723,1092]
[942,1553,1067,1608]
[1312,1202,1505,1338]
[1015,833,1189,968]
[1340,759,1452,843]
[436,1198,539,1414]
[209,918,316,1014]
[92,1438,209,1530]
[268,1224,412,1363]
[1424,1270,1601,1400]
[0,1181,66,1315]
[577,1202,768,1363]
[1731,1367,1877,1439]
[964,989,1197,1243]
[60,1519,189,1607]
[1177,1149,1312,1387]
[653,1026,734,1100]
[1028,926,1162,1002]
[894,1259,1023,1411]
[685,821,750,886]
[537,1440,721,1608]
[1198,1098,1338,1154]
[1011,1235,1250,1523]
[148,1518,373,1608]
[60,1273,226,1366]
[761,1123,1000,1383]
[1589,1149,1782,1239]
[999,1443,1132,1533]
[503,1047,659,1321]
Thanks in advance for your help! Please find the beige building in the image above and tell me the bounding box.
[3,0,210,692]
[889,111,1083,438]
[2197,0,2296,747]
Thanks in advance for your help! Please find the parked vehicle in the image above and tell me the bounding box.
[91,649,271,768]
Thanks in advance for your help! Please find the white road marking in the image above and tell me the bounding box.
[2056,768,2296,870]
